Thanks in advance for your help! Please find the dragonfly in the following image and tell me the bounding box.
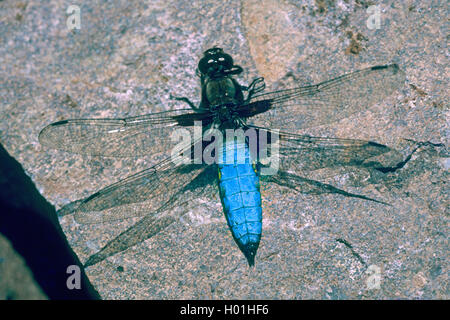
[39,47,405,267]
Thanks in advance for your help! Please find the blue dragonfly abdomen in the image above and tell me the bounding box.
[217,138,262,266]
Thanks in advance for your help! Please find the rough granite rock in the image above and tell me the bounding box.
[0,0,447,299]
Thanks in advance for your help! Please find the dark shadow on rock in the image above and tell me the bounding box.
[0,143,101,300]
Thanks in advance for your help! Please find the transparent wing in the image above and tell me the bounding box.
[262,171,388,205]
[58,140,218,224]
[39,109,213,157]
[250,125,404,174]
[83,209,178,267]
[81,163,218,267]
[58,138,219,266]
[237,64,405,130]
[80,163,219,267]
[252,126,401,205]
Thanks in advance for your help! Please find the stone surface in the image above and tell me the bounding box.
[0,0,447,299]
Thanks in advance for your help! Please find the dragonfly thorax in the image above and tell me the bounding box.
[210,103,242,128]
[204,77,238,106]
[197,48,246,124]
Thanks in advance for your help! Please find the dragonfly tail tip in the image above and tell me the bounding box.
[242,243,259,267]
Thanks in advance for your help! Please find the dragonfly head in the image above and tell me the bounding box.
[198,47,243,79]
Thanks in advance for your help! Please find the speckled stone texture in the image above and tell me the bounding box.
[0,0,447,299]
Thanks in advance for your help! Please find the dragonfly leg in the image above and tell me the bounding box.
[242,77,265,101]
[169,94,202,111]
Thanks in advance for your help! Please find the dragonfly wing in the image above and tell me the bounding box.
[58,140,218,224]
[83,210,177,267]
[39,109,213,158]
[252,127,396,204]
[249,126,403,174]
[82,164,218,267]
[262,171,388,205]
[237,64,405,130]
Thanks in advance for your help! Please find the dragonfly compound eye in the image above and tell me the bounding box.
[198,48,234,76]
